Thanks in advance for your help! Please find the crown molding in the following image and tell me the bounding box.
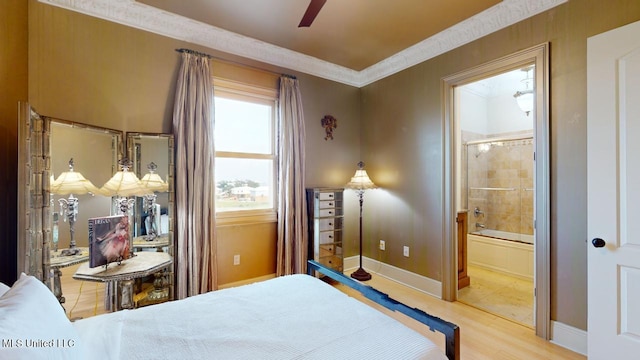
[39,0,566,88]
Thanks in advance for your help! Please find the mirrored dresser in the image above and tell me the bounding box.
[306,188,344,274]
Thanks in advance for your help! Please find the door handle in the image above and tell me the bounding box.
[592,238,606,248]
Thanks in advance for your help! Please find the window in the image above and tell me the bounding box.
[213,79,277,223]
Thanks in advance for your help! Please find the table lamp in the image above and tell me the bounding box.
[100,158,152,257]
[139,162,169,240]
[50,158,102,256]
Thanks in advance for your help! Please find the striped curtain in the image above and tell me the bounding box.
[172,51,217,298]
[276,76,307,276]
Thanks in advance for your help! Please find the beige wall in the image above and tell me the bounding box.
[0,0,28,285]
[216,223,277,285]
[361,0,640,331]
[298,75,362,256]
[26,0,361,286]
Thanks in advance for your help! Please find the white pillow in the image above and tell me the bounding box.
[0,273,83,359]
[0,282,9,297]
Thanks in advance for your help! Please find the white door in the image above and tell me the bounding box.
[587,20,640,359]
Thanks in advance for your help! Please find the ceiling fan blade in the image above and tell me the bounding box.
[298,0,327,27]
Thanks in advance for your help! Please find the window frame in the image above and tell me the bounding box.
[213,78,278,225]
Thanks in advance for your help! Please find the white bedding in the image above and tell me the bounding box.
[73,274,445,360]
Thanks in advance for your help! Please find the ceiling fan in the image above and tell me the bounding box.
[298,0,327,27]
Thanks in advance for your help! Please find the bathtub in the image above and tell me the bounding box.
[472,229,534,245]
[467,230,533,280]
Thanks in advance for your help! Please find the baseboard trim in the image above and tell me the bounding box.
[345,256,587,356]
[344,255,442,298]
[550,320,587,356]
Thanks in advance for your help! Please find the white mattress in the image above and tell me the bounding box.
[73,274,445,360]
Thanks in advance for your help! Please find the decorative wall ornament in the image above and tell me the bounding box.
[321,115,337,140]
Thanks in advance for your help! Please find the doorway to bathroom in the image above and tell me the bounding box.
[442,44,550,338]
[457,73,535,326]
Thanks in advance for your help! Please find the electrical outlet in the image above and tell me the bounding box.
[233,254,240,265]
[403,246,410,257]
[379,240,386,251]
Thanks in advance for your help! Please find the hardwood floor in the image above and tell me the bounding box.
[58,264,158,319]
[60,266,585,359]
[58,264,107,320]
[458,265,534,327]
[335,274,585,360]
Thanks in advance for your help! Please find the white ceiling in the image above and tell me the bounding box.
[39,0,566,87]
[463,67,534,98]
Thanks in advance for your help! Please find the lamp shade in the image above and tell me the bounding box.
[140,172,168,192]
[345,161,377,190]
[140,162,169,192]
[513,65,535,116]
[100,168,151,197]
[50,159,101,195]
[514,89,534,115]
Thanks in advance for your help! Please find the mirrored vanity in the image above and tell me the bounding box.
[18,102,175,314]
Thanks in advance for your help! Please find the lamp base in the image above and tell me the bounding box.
[142,234,157,241]
[350,267,372,281]
[60,247,82,256]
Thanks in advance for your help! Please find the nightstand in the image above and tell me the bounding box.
[73,252,172,311]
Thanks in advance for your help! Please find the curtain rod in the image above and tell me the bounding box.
[174,48,296,79]
[175,48,213,59]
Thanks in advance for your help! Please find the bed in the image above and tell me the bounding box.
[0,261,459,360]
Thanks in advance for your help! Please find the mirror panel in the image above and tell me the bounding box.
[127,133,174,244]
[127,132,175,303]
[48,119,123,253]
[17,103,124,287]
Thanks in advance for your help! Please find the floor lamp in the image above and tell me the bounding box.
[345,161,377,281]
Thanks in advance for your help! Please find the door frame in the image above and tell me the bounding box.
[441,43,551,339]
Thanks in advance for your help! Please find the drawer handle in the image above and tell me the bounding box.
[328,202,334,206]
[328,211,333,215]
[328,235,333,239]
[328,223,332,226]
[328,194,334,198]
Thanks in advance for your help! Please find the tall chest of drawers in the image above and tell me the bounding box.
[306,188,344,273]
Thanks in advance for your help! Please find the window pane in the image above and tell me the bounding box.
[215,158,274,212]
[214,97,272,154]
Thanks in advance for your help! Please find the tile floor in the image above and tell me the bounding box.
[458,265,534,327]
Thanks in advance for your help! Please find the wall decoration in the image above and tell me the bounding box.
[321,115,337,140]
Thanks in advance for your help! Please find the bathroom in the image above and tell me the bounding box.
[456,67,535,327]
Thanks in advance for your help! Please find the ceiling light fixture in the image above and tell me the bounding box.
[513,66,535,116]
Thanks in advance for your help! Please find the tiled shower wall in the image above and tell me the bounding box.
[463,131,534,235]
